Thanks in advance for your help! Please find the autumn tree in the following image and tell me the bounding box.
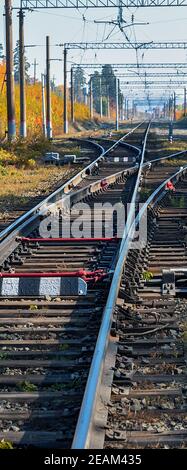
[90,71,101,114]
[0,44,4,59]
[14,40,31,83]
[74,67,86,103]
[89,65,124,116]
[0,68,90,137]
[101,65,116,103]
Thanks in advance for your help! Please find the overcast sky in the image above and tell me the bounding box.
[1,2,187,101]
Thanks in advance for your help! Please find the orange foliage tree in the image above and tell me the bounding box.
[175,109,185,120]
[0,61,90,138]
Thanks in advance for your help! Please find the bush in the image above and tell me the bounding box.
[142,271,153,281]
[0,440,13,449]
[27,158,36,169]
[0,164,8,176]
[0,148,17,165]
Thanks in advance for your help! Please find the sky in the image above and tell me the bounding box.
[1,1,187,102]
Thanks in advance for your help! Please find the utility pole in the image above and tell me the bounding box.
[169,96,173,120]
[46,36,52,139]
[5,0,16,140]
[168,99,170,119]
[89,76,93,119]
[70,66,74,123]
[99,76,103,119]
[115,77,119,131]
[127,99,129,120]
[33,58,38,85]
[168,120,173,143]
[107,89,110,119]
[124,98,127,119]
[163,102,166,118]
[34,59,36,85]
[173,91,176,121]
[41,73,47,138]
[64,47,68,134]
[51,75,56,91]
[83,85,87,105]
[133,102,137,119]
[165,100,169,119]
[132,100,134,118]
[120,95,124,120]
[19,9,26,138]
[184,87,187,116]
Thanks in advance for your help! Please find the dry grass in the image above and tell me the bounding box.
[0,148,74,215]
[0,165,73,214]
[0,135,80,215]
[0,166,68,198]
[161,158,187,166]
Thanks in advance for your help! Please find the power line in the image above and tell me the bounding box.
[70,62,187,68]
[120,80,187,84]
[90,72,187,77]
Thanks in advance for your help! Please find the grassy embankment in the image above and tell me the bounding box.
[0,138,82,218]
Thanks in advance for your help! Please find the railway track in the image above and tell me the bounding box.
[0,123,144,244]
[72,153,187,449]
[103,175,187,449]
[0,168,76,234]
[0,120,187,449]
[0,139,102,234]
[0,121,147,448]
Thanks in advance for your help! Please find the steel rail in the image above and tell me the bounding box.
[0,122,145,243]
[61,145,187,222]
[1,125,187,266]
[0,140,103,242]
[72,120,151,448]
[1,132,186,259]
[0,118,185,448]
[145,149,187,166]
[72,134,187,449]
